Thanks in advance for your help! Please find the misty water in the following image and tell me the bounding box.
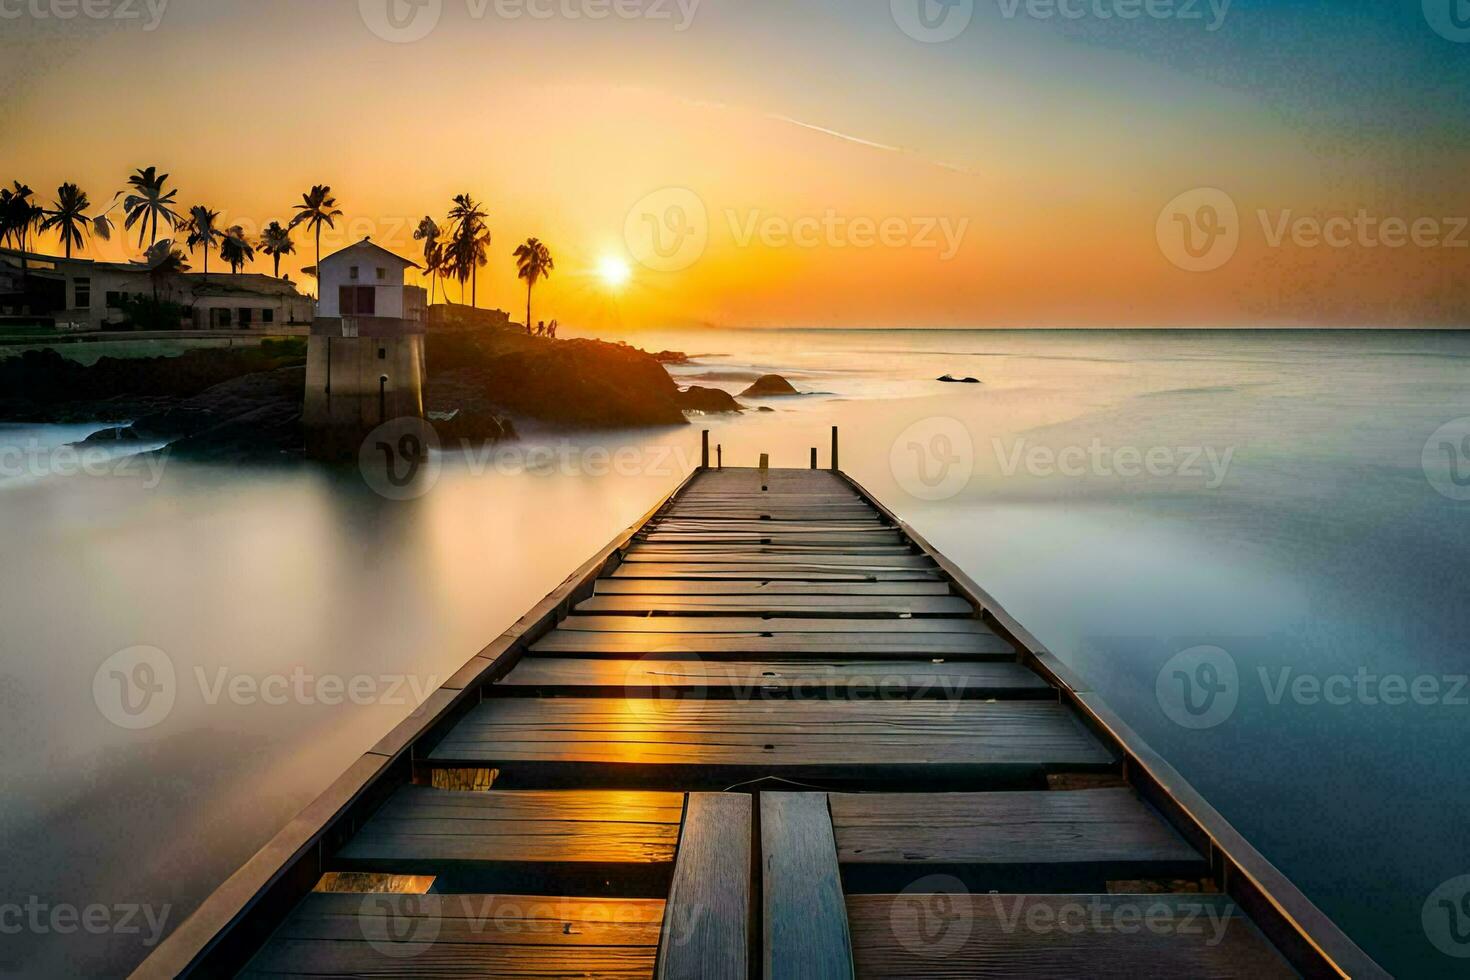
[2,328,1467,976]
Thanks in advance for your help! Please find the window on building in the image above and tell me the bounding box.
[376,267,386,280]
[105,291,122,309]
[349,265,359,280]
[74,277,91,309]
[239,308,253,327]
[262,309,274,324]
[378,347,386,360]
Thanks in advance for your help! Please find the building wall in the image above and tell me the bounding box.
[303,334,426,460]
[316,247,411,320]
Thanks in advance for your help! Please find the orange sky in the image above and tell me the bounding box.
[3,0,1468,328]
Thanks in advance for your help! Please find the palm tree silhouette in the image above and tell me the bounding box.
[182,206,222,282]
[289,185,343,299]
[0,182,44,291]
[447,194,490,307]
[40,183,93,258]
[513,238,554,336]
[142,240,190,301]
[220,226,256,274]
[259,221,295,278]
[123,167,180,249]
[414,216,441,306]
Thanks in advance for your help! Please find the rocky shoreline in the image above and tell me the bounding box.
[0,325,745,460]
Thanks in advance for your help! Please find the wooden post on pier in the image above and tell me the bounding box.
[831,426,840,471]
[810,448,818,469]
[701,430,710,469]
[717,445,723,469]
[759,453,770,491]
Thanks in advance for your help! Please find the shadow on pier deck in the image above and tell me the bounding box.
[133,456,1386,979]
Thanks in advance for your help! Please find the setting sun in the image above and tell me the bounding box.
[597,255,631,290]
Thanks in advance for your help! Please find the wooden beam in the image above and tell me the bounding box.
[656,794,752,980]
[761,793,853,980]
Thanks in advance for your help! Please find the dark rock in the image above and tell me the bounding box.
[142,367,307,458]
[676,386,742,414]
[653,350,690,364]
[739,374,800,397]
[757,406,776,413]
[431,410,517,446]
[938,374,981,384]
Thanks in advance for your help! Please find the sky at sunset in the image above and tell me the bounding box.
[3,0,1469,329]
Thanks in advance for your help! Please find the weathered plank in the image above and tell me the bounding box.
[244,893,663,978]
[594,580,953,597]
[762,794,854,980]
[611,563,944,581]
[558,616,989,634]
[846,893,1296,978]
[656,794,751,980]
[622,552,933,566]
[429,699,1115,774]
[829,789,1202,870]
[498,659,1051,700]
[336,788,682,871]
[576,594,972,616]
[531,629,1015,658]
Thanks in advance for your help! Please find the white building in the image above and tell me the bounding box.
[302,238,429,459]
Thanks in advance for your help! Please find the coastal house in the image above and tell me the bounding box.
[0,247,313,331]
[301,238,429,459]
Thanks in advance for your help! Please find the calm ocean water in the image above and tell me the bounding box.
[1,328,1467,976]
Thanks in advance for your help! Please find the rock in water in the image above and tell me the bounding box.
[937,374,981,384]
[739,374,800,397]
[676,386,742,414]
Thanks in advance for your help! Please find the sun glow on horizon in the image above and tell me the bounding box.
[597,255,632,290]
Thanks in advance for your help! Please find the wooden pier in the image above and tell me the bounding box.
[134,453,1386,978]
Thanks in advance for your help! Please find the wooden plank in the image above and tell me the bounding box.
[611,564,943,581]
[656,794,751,980]
[576,595,973,616]
[245,893,663,977]
[829,789,1202,869]
[531,630,1015,658]
[429,700,1115,773]
[336,787,683,871]
[762,793,854,980]
[621,553,933,567]
[498,659,1051,700]
[595,580,953,597]
[558,617,989,634]
[629,544,915,556]
[846,893,1295,978]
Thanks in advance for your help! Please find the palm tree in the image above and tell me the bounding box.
[39,183,92,258]
[122,167,180,250]
[289,185,342,298]
[0,182,44,290]
[513,238,554,336]
[447,194,490,306]
[413,216,441,306]
[259,221,295,278]
[142,240,190,301]
[182,205,222,281]
[219,226,255,274]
